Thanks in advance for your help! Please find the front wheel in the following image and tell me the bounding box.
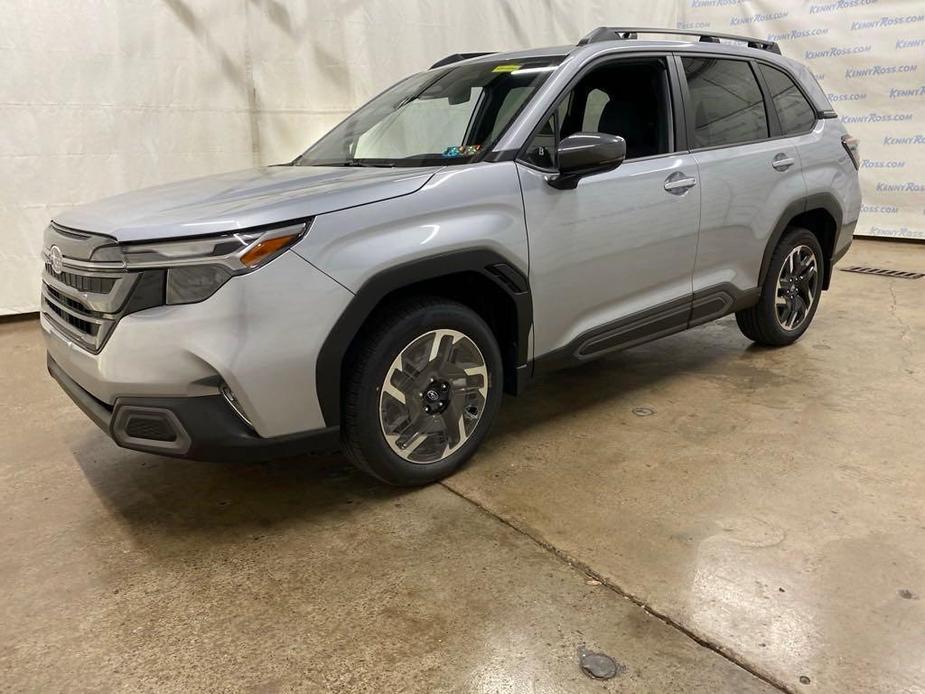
[341,297,503,486]
[736,227,825,346]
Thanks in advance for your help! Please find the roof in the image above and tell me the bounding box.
[430,32,832,116]
[458,38,782,66]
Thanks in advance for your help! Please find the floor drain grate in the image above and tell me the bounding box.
[841,266,924,280]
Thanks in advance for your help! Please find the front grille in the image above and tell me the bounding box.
[42,283,106,347]
[41,225,141,353]
[44,263,117,294]
[44,297,100,337]
[46,285,94,316]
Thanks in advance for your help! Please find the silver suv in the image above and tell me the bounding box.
[42,27,861,485]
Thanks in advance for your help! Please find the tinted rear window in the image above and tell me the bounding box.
[758,64,816,135]
[682,57,769,148]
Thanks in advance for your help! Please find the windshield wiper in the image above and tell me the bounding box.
[355,159,397,167]
[324,159,397,168]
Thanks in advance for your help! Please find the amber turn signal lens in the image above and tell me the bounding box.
[239,233,301,268]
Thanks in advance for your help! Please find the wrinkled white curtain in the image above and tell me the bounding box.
[1,1,921,314]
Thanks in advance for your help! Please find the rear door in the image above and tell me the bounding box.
[679,55,807,303]
[518,54,702,365]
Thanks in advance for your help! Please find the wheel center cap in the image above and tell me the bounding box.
[422,380,451,414]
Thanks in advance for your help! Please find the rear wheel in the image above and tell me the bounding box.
[341,297,503,486]
[736,227,824,346]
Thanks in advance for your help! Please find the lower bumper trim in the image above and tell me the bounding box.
[832,220,857,266]
[48,355,340,462]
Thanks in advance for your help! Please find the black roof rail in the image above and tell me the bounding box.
[577,26,781,54]
[430,52,495,69]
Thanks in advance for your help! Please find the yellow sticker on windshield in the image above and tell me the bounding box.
[492,64,521,73]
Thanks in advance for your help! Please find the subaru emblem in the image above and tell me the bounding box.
[49,245,64,275]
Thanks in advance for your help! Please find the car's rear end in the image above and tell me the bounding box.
[785,56,862,265]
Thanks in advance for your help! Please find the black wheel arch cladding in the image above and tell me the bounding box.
[759,193,842,290]
[736,226,824,347]
[315,249,532,427]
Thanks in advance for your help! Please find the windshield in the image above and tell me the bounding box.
[296,58,562,168]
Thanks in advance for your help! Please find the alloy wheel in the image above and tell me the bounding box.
[775,244,819,331]
[379,329,488,464]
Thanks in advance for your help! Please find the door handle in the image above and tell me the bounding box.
[772,154,795,171]
[664,173,697,194]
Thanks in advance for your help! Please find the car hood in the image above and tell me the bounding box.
[53,165,439,243]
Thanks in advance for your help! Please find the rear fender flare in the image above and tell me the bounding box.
[758,193,843,288]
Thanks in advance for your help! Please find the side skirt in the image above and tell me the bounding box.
[532,283,760,375]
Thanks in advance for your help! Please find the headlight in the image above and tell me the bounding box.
[165,265,233,304]
[119,221,309,305]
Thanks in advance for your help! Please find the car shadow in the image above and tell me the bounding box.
[71,434,410,539]
[70,323,748,537]
[492,323,747,440]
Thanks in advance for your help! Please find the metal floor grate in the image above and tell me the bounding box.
[840,266,924,280]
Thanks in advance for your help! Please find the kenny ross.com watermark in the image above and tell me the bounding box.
[850,13,925,30]
[809,0,878,15]
[845,63,918,79]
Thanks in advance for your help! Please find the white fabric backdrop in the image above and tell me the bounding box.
[2,0,922,315]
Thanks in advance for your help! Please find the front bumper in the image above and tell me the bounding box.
[48,355,339,461]
[43,250,355,446]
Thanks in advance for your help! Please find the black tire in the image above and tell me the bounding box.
[341,296,503,486]
[736,227,825,347]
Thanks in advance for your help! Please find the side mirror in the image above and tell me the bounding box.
[548,133,626,190]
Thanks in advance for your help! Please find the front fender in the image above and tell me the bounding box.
[292,163,531,427]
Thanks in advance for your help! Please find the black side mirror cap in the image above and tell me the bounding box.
[548,133,626,190]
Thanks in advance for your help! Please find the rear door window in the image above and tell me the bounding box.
[682,57,769,148]
[758,64,816,136]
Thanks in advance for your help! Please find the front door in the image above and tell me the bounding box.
[517,55,701,364]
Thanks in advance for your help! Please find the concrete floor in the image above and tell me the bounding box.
[2,239,923,693]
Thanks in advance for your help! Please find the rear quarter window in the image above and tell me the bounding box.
[758,64,817,136]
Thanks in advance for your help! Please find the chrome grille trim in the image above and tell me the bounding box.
[41,224,141,354]
[42,285,114,352]
[42,261,138,315]
[43,264,117,294]
[49,256,126,272]
[40,246,125,272]
[42,286,105,324]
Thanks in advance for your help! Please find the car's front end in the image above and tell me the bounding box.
[41,51,560,464]
[41,218,352,459]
